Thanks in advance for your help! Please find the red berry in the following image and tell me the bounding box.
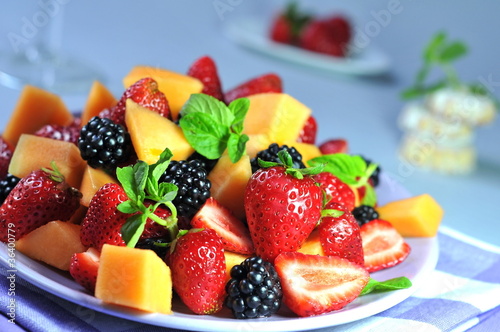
[34,121,81,145]
[313,171,356,211]
[270,14,294,44]
[69,248,100,293]
[0,137,14,180]
[187,55,225,102]
[319,138,349,154]
[224,73,283,104]
[297,115,317,144]
[169,228,226,315]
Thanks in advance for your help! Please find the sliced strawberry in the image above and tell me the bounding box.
[274,251,370,317]
[360,219,411,273]
[187,55,225,102]
[297,115,317,144]
[313,171,356,211]
[191,197,254,254]
[69,247,100,293]
[319,202,364,266]
[319,138,348,154]
[224,73,282,104]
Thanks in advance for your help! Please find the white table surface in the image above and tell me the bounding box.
[1,0,499,247]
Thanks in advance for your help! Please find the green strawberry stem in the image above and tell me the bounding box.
[41,161,65,183]
[321,209,345,218]
[258,150,324,179]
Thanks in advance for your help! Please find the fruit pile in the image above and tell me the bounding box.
[269,2,352,57]
[0,55,444,319]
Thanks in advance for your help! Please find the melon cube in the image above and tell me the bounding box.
[95,244,172,314]
[80,166,117,207]
[243,93,311,143]
[246,134,273,159]
[125,100,194,164]
[123,66,203,120]
[8,134,86,188]
[16,221,86,271]
[3,85,73,146]
[208,153,252,219]
[377,194,444,237]
[224,251,249,281]
[297,228,325,256]
[81,81,117,126]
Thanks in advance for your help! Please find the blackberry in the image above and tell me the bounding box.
[135,238,169,259]
[225,256,282,319]
[0,174,20,204]
[360,156,381,187]
[159,159,211,228]
[250,143,305,173]
[78,116,132,170]
[352,205,379,227]
[187,151,218,174]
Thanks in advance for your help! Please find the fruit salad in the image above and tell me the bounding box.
[0,55,444,319]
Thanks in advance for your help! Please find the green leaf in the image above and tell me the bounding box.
[116,200,138,214]
[439,41,467,63]
[360,184,377,207]
[133,162,149,195]
[423,31,446,62]
[415,64,430,85]
[179,112,229,159]
[150,148,173,184]
[360,277,412,296]
[121,214,147,247]
[321,209,344,218]
[157,182,178,203]
[180,93,234,127]
[308,154,366,185]
[400,86,426,100]
[227,133,249,163]
[116,166,139,202]
[228,98,250,134]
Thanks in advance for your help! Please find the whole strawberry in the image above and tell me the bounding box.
[99,77,171,127]
[187,56,225,102]
[313,171,356,211]
[169,228,226,315]
[319,202,364,266]
[244,150,323,262]
[0,164,82,242]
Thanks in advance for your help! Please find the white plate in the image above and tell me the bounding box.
[0,173,438,332]
[224,17,391,76]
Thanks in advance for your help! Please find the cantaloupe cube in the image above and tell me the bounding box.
[297,229,325,256]
[246,134,273,159]
[283,141,322,165]
[123,66,203,120]
[95,244,172,314]
[125,100,194,164]
[8,134,86,188]
[243,93,311,143]
[224,251,249,281]
[3,85,73,146]
[16,221,86,271]
[81,81,117,126]
[208,153,252,219]
[377,194,444,237]
[80,166,117,207]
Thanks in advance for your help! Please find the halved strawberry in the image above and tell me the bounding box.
[274,251,370,317]
[360,219,411,273]
[69,247,100,293]
[297,115,317,144]
[319,138,348,154]
[190,197,254,254]
[187,55,225,102]
[224,73,282,104]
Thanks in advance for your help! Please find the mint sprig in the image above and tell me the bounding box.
[360,277,412,296]
[117,148,179,248]
[179,94,250,163]
[308,153,378,207]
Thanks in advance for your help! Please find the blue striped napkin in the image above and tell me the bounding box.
[1,226,499,332]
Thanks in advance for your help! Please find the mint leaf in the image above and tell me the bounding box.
[228,98,250,133]
[116,165,139,202]
[121,214,146,247]
[360,277,412,296]
[180,93,233,126]
[158,182,178,203]
[150,148,173,184]
[439,41,467,63]
[227,133,249,163]
[423,31,446,62]
[117,200,138,214]
[308,154,366,185]
[361,184,377,207]
[179,112,229,159]
[322,209,344,218]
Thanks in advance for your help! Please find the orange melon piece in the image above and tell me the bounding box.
[81,81,117,125]
[8,134,86,188]
[377,194,444,237]
[224,251,249,281]
[80,166,117,207]
[297,228,325,256]
[246,134,273,159]
[95,244,172,314]
[3,85,73,146]
[123,66,203,120]
[125,100,194,164]
[16,221,86,271]
[243,93,311,143]
[208,153,252,219]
